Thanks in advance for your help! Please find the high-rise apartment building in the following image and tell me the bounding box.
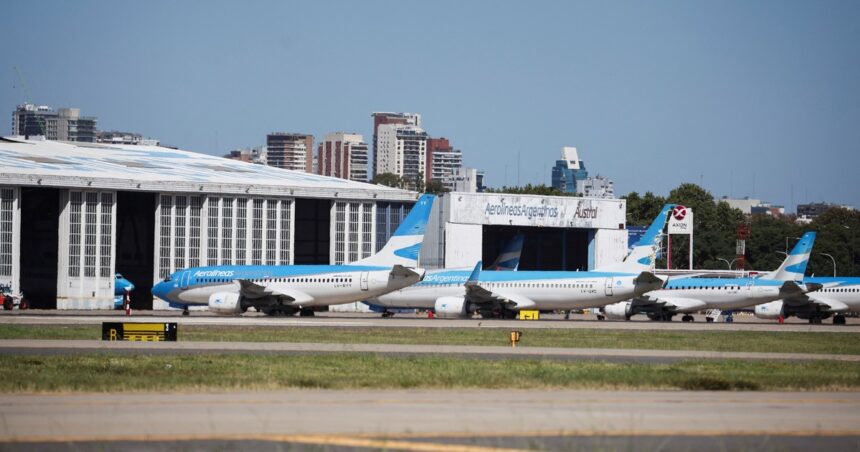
[426,137,463,190]
[317,132,369,182]
[376,124,427,189]
[551,147,588,194]
[12,104,97,142]
[371,112,420,176]
[266,133,313,172]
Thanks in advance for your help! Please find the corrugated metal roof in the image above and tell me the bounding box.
[0,137,417,201]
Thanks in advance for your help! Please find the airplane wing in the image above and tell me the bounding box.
[634,295,707,313]
[779,280,821,296]
[391,264,425,280]
[781,292,849,313]
[236,279,314,304]
[464,283,538,310]
[635,271,665,286]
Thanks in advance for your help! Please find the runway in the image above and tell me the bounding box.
[1,338,857,363]
[2,310,858,332]
[1,390,857,450]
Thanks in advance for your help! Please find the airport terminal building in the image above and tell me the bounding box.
[0,137,628,310]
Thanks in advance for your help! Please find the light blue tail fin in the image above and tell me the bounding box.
[467,261,482,284]
[352,194,435,267]
[598,204,675,273]
[487,233,524,271]
[761,231,816,281]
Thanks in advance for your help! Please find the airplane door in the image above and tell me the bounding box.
[360,272,369,291]
[180,271,191,290]
[746,280,754,296]
[605,278,613,296]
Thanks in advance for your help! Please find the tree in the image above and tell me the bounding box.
[806,207,860,277]
[372,173,405,189]
[623,191,667,226]
[661,183,744,269]
[424,179,449,194]
[484,184,571,197]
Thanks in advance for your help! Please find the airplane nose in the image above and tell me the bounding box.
[152,281,170,301]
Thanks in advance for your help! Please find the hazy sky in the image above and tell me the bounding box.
[2,1,858,211]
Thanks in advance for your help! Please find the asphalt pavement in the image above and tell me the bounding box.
[1,390,857,451]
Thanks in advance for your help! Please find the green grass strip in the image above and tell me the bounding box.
[1,354,858,393]
[1,324,859,355]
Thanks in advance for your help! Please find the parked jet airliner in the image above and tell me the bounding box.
[364,233,525,316]
[755,277,860,325]
[151,194,435,316]
[603,232,821,322]
[365,204,676,318]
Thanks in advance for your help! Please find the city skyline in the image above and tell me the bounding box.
[1,1,858,210]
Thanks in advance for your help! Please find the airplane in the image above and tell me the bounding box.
[365,204,676,318]
[364,233,525,317]
[151,194,436,316]
[603,231,821,322]
[113,273,135,309]
[755,277,860,325]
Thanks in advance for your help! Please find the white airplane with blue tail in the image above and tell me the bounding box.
[603,231,822,322]
[366,205,675,318]
[151,194,436,316]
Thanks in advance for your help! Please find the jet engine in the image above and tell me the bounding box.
[754,301,784,320]
[434,296,470,319]
[208,292,243,315]
[603,301,633,320]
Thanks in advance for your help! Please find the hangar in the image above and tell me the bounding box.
[421,192,628,271]
[0,137,417,310]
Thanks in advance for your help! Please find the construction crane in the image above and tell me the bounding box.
[12,66,46,137]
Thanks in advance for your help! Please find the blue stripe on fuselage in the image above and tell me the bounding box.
[181,264,390,284]
[416,269,638,287]
[665,277,785,289]
[803,277,860,286]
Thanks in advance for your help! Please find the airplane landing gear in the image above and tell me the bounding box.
[299,308,315,317]
[681,314,695,322]
[833,314,847,325]
[647,311,675,322]
[381,310,394,318]
[808,316,823,324]
[182,306,190,316]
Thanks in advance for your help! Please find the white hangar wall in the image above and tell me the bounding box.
[422,192,628,271]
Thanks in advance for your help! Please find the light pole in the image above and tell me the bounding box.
[717,258,738,270]
[819,253,836,277]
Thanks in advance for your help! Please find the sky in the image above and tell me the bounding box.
[1,0,858,211]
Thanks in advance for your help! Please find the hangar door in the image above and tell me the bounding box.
[482,225,589,271]
[57,190,116,309]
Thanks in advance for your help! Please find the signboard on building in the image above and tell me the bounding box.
[446,193,625,230]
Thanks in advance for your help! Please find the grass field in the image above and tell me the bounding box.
[1,353,858,393]
[0,324,858,355]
